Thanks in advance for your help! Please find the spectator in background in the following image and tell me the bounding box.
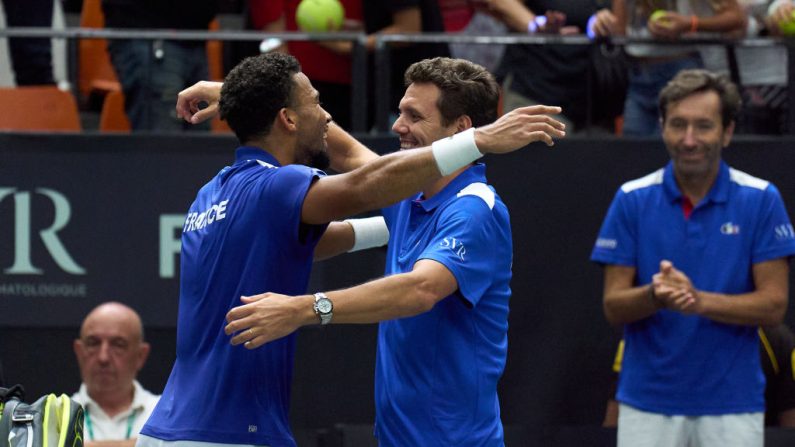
[440,1,508,74]
[592,0,746,136]
[249,1,449,130]
[481,0,617,134]
[604,324,795,428]
[591,69,795,446]
[248,0,364,130]
[102,0,218,131]
[698,0,790,135]
[72,302,159,447]
[1,0,55,85]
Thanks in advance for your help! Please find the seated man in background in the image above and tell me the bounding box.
[72,302,160,447]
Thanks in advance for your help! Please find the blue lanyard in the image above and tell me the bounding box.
[84,407,138,441]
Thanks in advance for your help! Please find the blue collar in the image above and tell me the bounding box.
[663,160,729,205]
[235,146,281,167]
[417,164,487,212]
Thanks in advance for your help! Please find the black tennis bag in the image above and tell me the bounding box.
[0,385,84,447]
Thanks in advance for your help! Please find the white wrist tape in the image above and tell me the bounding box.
[431,128,483,176]
[346,216,389,252]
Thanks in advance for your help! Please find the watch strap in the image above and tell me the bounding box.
[313,292,333,325]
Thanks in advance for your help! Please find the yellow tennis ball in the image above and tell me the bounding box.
[649,9,673,28]
[295,0,345,32]
[780,11,795,36]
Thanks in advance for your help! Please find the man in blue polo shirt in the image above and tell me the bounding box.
[139,54,565,447]
[224,57,515,446]
[591,68,795,447]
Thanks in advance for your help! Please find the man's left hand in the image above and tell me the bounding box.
[225,293,309,349]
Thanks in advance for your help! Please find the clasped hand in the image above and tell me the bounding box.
[651,260,702,314]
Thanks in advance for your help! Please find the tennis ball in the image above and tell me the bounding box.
[295,0,345,32]
[780,11,795,36]
[649,9,673,28]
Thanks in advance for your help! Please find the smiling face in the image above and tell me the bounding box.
[662,90,734,182]
[291,72,331,169]
[391,82,459,150]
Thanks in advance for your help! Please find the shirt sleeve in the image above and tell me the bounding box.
[752,184,795,264]
[264,165,328,246]
[417,196,498,307]
[590,189,637,267]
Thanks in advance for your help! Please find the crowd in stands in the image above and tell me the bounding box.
[0,0,794,134]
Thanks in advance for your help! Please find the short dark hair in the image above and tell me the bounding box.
[658,69,741,127]
[220,53,301,144]
[404,57,499,128]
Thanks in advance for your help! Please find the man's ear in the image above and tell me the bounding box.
[456,115,473,132]
[278,107,298,132]
[135,342,151,371]
[722,120,735,148]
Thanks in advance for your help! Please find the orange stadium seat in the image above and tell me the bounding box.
[99,89,131,132]
[207,19,224,82]
[0,87,82,131]
[78,0,121,100]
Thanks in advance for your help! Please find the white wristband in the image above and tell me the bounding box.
[431,128,483,176]
[345,216,389,252]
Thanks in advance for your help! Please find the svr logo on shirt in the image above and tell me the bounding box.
[441,237,466,261]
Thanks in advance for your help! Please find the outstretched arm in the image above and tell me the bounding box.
[313,216,389,261]
[175,82,568,226]
[176,81,222,125]
[176,82,379,172]
[224,259,457,348]
[326,122,380,173]
[301,105,566,225]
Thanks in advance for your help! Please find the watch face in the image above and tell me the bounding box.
[317,299,333,314]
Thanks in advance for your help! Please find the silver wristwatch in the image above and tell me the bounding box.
[313,292,333,325]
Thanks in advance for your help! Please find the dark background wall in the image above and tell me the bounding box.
[2,134,795,445]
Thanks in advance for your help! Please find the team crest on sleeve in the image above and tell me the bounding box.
[774,224,795,241]
[441,237,466,261]
[596,238,617,249]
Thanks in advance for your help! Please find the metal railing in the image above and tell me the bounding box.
[1,27,794,134]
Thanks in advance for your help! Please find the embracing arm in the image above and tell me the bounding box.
[314,221,355,261]
[301,105,566,225]
[326,122,380,173]
[602,264,661,326]
[225,259,457,348]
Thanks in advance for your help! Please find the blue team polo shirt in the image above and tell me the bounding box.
[591,161,795,415]
[375,164,512,446]
[141,147,327,447]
